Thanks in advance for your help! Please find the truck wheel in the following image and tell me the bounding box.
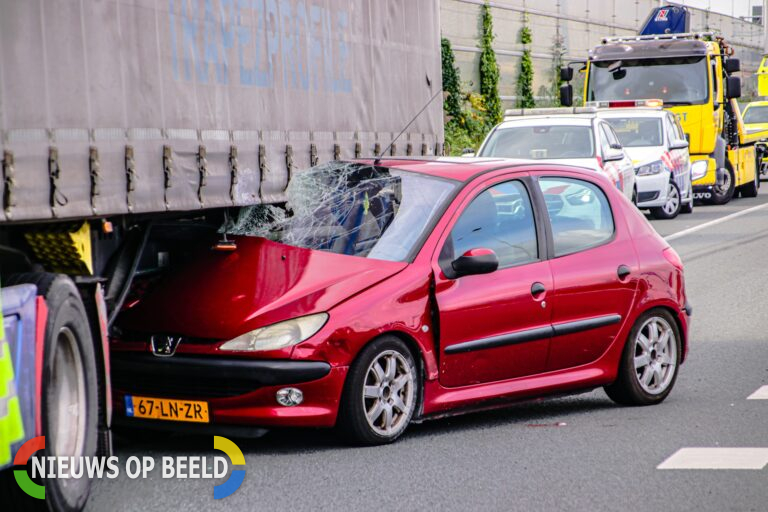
[650,181,681,219]
[739,165,759,198]
[709,162,735,205]
[4,273,98,512]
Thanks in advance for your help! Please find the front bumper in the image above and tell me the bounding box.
[635,172,670,208]
[112,353,348,429]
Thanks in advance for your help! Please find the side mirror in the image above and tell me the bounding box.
[724,58,740,73]
[604,148,625,162]
[726,76,741,99]
[450,248,499,278]
[560,66,573,82]
[559,84,574,107]
[669,139,689,150]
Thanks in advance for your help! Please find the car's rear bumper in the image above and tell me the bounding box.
[112,353,348,429]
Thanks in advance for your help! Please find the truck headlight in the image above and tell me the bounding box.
[636,160,665,176]
[691,160,708,181]
[219,313,328,352]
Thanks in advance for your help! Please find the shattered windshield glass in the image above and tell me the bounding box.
[225,162,458,262]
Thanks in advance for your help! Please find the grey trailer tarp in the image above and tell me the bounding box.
[0,0,443,222]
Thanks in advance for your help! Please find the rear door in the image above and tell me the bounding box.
[433,174,553,388]
[665,113,691,197]
[533,173,640,372]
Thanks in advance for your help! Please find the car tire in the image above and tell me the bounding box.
[604,308,681,406]
[337,336,419,445]
[708,162,735,205]
[740,165,759,198]
[2,273,99,512]
[680,198,694,214]
[631,187,638,206]
[650,181,681,219]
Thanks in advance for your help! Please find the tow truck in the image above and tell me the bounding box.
[560,5,768,205]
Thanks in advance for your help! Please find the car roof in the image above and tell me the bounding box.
[352,157,597,183]
[496,116,595,128]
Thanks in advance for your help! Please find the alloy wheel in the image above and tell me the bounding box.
[663,183,680,216]
[362,350,415,437]
[633,316,678,395]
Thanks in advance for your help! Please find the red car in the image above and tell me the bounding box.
[112,158,690,444]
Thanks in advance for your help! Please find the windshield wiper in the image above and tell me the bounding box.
[663,101,693,106]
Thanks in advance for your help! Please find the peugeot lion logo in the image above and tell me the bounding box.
[151,335,182,357]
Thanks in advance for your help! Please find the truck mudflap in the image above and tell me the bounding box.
[0,284,39,471]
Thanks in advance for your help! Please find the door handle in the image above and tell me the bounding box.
[617,265,631,280]
[530,282,546,296]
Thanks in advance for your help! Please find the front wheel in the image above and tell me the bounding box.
[708,163,735,205]
[604,309,681,406]
[650,181,681,219]
[337,336,418,445]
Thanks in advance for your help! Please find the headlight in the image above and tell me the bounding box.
[690,160,708,181]
[636,160,665,176]
[219,313,328,352]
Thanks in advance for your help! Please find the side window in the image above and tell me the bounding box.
[538,177,615,257]
[443,180,538,269]
[663,115,676,145]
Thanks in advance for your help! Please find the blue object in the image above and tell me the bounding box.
[639,6,690,35]
[1,284,38,471]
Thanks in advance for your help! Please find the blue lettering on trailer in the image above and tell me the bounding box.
[169,0,350,93]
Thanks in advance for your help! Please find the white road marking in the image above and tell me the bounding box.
[658,448,768,470]
[747,385,768,400]
[664,201,768,241]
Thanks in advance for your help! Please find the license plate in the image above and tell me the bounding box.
[125,395,209,423]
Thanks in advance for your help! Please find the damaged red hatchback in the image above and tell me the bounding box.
[113,158,690,444]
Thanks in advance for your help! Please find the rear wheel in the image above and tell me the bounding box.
[650,181,681,219]
[740,164,759,198]
[337,336,418,445]
[1,273,98,512]
[708,162,735,205]
[605,309,681,406]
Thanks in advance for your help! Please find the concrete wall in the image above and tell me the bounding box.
[441,0,765,106]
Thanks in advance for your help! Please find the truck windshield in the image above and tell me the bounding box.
[603,117,663,147]
[587,57,709,105]
[224,162,457,262]
[478,125,595,159]
[743,106,768,124]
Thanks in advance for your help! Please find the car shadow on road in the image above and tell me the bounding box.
[114,391,618,456]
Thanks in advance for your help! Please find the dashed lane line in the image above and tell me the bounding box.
[657,448,768,470]
[664,202,768,242]
[747,385,768,400]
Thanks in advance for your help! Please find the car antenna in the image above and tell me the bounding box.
[374,88,443,165]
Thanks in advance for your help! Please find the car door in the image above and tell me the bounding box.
[665,113,691,197]
[533,174,640,372]
[433,174,553,388]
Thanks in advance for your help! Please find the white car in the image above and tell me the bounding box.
[598,108,693,219]
[476,110,636,201]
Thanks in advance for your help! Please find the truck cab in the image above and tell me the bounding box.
[562,33,764,205]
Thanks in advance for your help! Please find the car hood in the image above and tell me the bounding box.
[119,237,408,340]
[626,146,665,166]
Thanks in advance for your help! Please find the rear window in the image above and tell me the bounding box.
[604,117,663,147]
[479,125,595,159]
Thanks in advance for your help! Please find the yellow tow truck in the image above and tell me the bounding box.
[561,33,768,204]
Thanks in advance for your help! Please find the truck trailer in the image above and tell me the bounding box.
[0,1,443,510]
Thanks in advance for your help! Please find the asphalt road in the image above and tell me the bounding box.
[87,194,768,512]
